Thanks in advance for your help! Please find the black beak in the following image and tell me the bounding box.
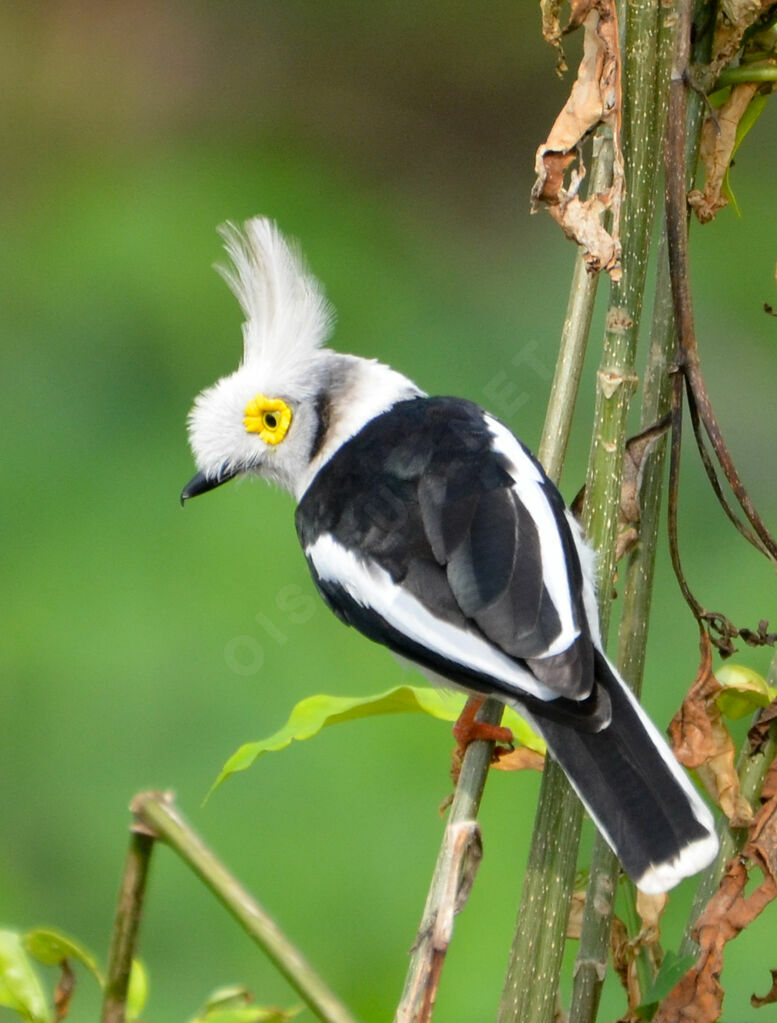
[180,466,238,505]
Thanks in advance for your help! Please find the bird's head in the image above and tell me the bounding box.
[182,218,420,504]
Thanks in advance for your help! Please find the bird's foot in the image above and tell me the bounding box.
[450,696,514,784]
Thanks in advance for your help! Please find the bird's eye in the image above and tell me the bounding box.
[243,395,292,446]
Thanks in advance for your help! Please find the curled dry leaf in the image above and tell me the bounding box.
[752,967,777,1008]
[611,913,643,1020]
[610,892,668,1018]
[620,416,671,527]
[708,0,776,81]
[532,0,624,278]
[490,746,545,772]
[688,82,760,223]
[749,696,777,752]
[540,0,568,74]
[653,769,777,1023]
[668,635,754,826]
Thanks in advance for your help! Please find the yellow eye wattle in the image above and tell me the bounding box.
[243,395,292,445]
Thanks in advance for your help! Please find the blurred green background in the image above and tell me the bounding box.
[2,3,776,1021]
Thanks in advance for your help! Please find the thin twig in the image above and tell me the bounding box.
[664,0,777,641]
[131,791,361,1023]
[395,698,500,1022]
[101,824,155,1023]
[684,377,770,556]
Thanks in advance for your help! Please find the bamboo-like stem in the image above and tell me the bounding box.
[569,235,675,1023]
[568,5,677,1014]
[569,3,720,1013]
[538,130,615,485]
[496,135,615,1023]
[101,828,155,1023]
[503,0,676,1017]
[131,792,361,1023]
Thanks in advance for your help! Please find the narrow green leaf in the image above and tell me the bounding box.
[23,928,104,987]
[210,685,544,794]
[638,949,697,1010]
[0,931,51,1023]
[126,959,148,1020]
[715,663,776,719]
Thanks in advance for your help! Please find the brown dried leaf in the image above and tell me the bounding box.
[610,913,643,1018]
[540,0,568,74]
[621,416,671,526]
[748,696,777,752]
[761,753,777,802]
[752,967,777,1008]
[708,0,776,80]
[532,0,624,278]
[491,746,545,772]
[748,761,777,883]
[655,790,777,1022]
[609,895,667,1017]
[688,82,760,223]
[668,635,754,825]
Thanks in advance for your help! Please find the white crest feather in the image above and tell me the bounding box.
[216,217,335,386]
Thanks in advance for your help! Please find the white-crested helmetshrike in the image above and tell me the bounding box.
[182,218,718,893]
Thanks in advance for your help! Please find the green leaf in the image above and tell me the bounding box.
[638,949,696,1011]
[210,685,544,794]
[126,959,148,1020]
[0,931,51,1023]
[22,928,104,987]
[188,987,302,1023]
[715,663,776,720]
[190,1009,300,1023]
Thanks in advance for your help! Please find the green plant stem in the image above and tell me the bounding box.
[101,828,155,1023]
[497,134,615,1023]
[569,4,717,1016]
[716,64,777,87]
[680,651,777,957]
[561,0,677,1019]
[131,792,361,1023]
[538,130,614,485]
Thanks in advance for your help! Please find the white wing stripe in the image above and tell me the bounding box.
[484,416,580,656]
[307,533,558,701]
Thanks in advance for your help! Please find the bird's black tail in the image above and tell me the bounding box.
[530,650,718,893]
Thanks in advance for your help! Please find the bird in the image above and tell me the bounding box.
[182,216,719,894]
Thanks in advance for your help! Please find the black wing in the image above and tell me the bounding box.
[296,396,596,708]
